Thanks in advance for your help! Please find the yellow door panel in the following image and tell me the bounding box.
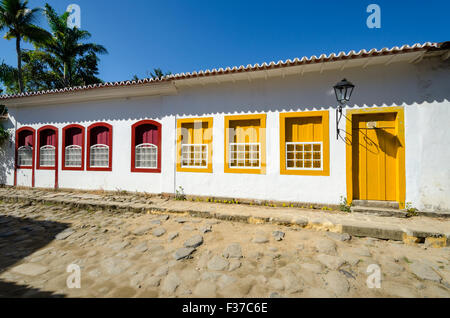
[382,127,397,201]
[352,114,398,201]
[365,128,380,200]
[378,128,387,200]
[355,113,396,129]
[351,128,359,199]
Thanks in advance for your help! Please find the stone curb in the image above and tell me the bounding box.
[416,211,450,219]
[0,194,449,247]
[3,185,450,219]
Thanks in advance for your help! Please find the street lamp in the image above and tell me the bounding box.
[333,78,355,140]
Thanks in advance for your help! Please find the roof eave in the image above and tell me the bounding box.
[1,41,446,106]
[2,81,177,108]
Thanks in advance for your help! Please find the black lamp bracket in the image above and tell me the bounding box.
[336,103,344,140]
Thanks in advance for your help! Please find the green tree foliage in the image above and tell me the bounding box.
[0,2,107,94]
[36,4,107,88]
[0,105,10,144]
[0,61,18,94]
[149,68,171,80]
[0,0,51,93]
[133,68,172,81]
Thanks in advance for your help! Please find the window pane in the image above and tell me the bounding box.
[313,160,321,168]
[65,145,82,167]
[135,144,158,169]
[285,142,322,171]
[229,142,260,168]
[181,144,208,168]
[40,146,55,167]
[18,146,33,167]
[90,144,109,168]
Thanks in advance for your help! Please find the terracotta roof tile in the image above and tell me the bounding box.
[0,42,442,100]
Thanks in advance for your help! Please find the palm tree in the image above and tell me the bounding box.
[0,0,51,93]
[149,68,172,80]
[40,4,107,87]
[133,68,172,81]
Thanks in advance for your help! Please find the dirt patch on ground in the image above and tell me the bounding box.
[0,201,449,298]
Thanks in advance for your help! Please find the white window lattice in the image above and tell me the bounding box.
[90,144,109,168]
[39,145,55,167]
[65,145,82,168]
[135,143,158,169]
[286,142,322,170]
[229,142,260,168]
[18,146,33,167]
[181,144,207,168]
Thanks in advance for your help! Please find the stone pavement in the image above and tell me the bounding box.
[0,198,449,298]
[0,187,449,246]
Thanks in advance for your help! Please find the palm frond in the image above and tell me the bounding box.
[21,24,51,44]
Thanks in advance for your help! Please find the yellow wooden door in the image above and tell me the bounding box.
[352,113,398,201]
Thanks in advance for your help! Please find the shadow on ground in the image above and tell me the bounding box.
[0,280,64,298]
[0,214,70,298]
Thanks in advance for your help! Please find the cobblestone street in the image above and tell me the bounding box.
[0,197,449,298]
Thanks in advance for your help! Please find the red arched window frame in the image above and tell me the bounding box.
[62,124,85,171]
[87,122,113,171]
[36,125,58,170]
[131,120,162,173]
[16,126,36,169]
[15,126,36,186]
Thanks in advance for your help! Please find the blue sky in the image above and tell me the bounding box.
[0,0,448,83]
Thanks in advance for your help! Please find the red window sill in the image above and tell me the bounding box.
[62,166,84,171]
[131,167,161,173]
[87,167,112,172]
[36,166,56,170]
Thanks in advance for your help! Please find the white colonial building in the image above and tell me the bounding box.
[1,41,449,212]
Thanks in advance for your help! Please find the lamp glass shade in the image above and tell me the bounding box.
[333,78,355,104]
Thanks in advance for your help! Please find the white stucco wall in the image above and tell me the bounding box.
[35,170,55,189]
[15,169,32,187]
[405,102,450,212]
[1,56,449,211]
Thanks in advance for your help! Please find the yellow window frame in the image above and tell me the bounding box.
[177,117,213,173]
[280,110,330,176]
[224,114,266,174]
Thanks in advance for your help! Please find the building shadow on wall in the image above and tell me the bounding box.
[0,117,15,186]
[339,114,401,159]
[0,142,14,185]
[0,214,69,298]
[14,58,450,127]
[374,128,401,158]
